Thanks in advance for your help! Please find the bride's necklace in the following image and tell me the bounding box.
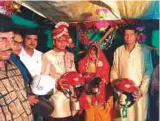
[86,60,96,73]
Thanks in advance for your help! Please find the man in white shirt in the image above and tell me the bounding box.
[19,29,42,77]
[19,29,43,121]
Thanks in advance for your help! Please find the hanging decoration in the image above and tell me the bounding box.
[96,8,108,20]
[97,26,117,50]
[0,1,21,16]
[100,28,117,50]
[136,26,147,42]
[95,8,109,32]
[75,20,149,51]
[77,24,92,46]
[84,22,95,31]
[95,21,110,32]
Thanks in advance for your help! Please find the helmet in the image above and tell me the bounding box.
[60,71,85,98]
[113,78,139,107]
[85,76,102,95]
[60,71,85,87]
[82,73,102,95]
[31,75,56,96]
[114,78,138,93]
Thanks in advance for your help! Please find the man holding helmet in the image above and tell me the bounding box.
[41,21,77,121]
[110,25,153,121]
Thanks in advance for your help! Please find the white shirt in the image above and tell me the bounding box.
[19,48,42,77]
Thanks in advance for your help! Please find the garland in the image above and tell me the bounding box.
[0,1,21,16]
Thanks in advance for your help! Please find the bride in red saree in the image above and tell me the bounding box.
[78,43,113,121]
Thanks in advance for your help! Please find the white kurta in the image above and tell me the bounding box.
[19,48,42,77]
[110,43,153,121]
[41,50,76,118]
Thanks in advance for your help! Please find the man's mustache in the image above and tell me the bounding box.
[2,49,12,52]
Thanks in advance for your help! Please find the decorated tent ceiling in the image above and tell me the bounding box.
[21,1,159,24]
[0,0,159,64]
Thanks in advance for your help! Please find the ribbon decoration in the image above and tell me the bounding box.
[120,107,128,121]
[97,26,117,45]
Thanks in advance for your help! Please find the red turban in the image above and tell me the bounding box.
[52,21,69,39]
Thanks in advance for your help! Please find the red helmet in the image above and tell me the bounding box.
[114,78,138,93]
[60,71,85,87]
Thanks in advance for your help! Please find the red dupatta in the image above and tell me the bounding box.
[78,43,110,109]
[78,43,110,83]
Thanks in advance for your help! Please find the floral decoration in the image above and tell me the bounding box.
[136,26,147,42]
[0,1,21,16]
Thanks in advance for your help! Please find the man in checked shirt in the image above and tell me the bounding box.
[0,23,33,121]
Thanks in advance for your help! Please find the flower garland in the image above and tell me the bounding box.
[0,1,21,16]
[0,1,12,16]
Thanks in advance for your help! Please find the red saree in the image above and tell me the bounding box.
[78,44,113,121]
